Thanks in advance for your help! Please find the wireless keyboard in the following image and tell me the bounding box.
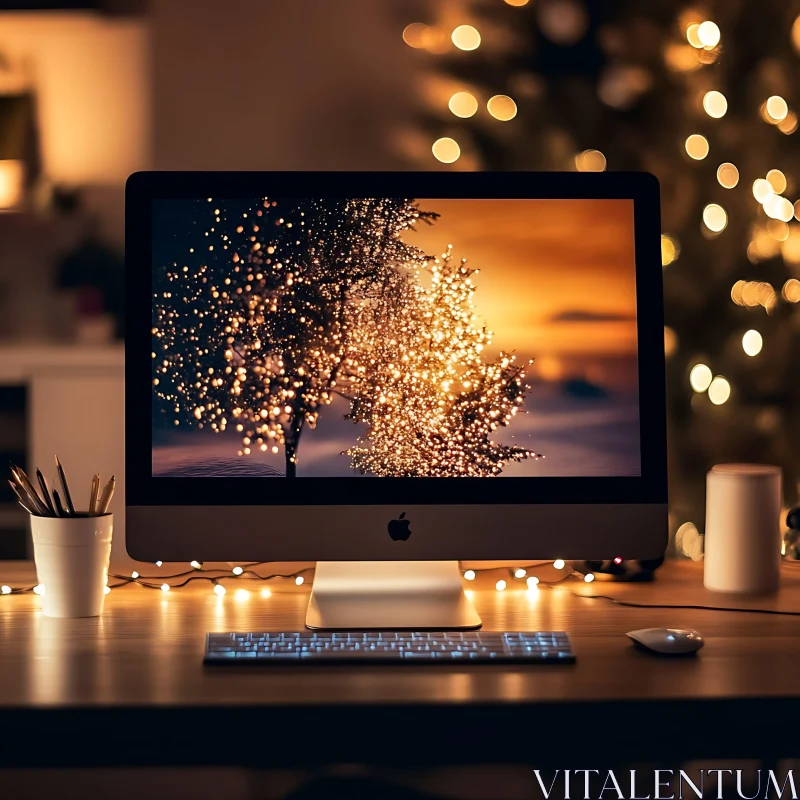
[204,631,575,664]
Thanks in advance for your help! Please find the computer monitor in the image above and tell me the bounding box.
[126,172,667,629]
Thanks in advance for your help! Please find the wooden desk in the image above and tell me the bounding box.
[1,560,799,768]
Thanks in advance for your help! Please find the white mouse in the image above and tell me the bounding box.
[627,628,704,656]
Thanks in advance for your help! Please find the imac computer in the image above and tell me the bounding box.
[126,172,667,630]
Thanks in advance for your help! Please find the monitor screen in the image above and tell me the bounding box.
[151,197,639,480]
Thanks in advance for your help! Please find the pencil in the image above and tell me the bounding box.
[52,489,65,517]
[8,480,37,516]
[97,475,116,515]
[89,473,100,516]
[36,469,55,516]
[55,456,75,515]
[9,464,47,516]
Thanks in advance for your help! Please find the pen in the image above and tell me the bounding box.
[8,480,37,516]
[36,469,55,516]
[89,473,100,516]
[97,475,116,515]
[52,489,66,517]
[9,464,48,516]
[55,456,75,515]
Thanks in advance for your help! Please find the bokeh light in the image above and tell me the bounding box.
[784,278,800,302]
[685,134,709,160]
[702,203,727,232]
[537,0,589,45]
[664,327,678,358]
[708,376,731,405]
[689,364,713,392]
[574,149,607,171]
[487,95,518,121]
[766,169,787,194]
[703,90,727,118]
[449,92,479,118]
[766,95,789,123]
[661,234,680,266]
[403,23,429,48]
[753,178,774,203]
[742,329,763,357]
[452,25,481,51]
[717,163,739,189]
[504,0,530,5]
[432,137,461,163]
[686,23,703,48]
[764,194,794,222]
[779,112,799,135]
[697,21,721,47]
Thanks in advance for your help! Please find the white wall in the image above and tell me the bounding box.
[0,12,151,185]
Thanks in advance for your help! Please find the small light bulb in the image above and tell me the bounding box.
[104,586,111,595]
[155,561,163,567]
[234,588,249,601]
[160,583,170,592]
[33,584,44,595]
[526,576,540,588]
[613,557,623,565]
[214,584,226,597]
[0,585,10,594]
[260,588,272,598]
[495,579,507,591]
[131,571,139,579]
[295,576,305,586]
[513,568,527,579]
[232,566,243,576]
[463,569,476,581]
[190,560,201,569]
[584,573,595,583]
[553,559,566,570]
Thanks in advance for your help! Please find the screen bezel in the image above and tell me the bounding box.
[127,171,666,507]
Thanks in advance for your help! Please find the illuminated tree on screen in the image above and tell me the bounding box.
[153,197,436,477]
[345,246,541,476]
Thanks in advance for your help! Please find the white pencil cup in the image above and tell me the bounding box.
[704,464,781,595]
[30,514,113,618]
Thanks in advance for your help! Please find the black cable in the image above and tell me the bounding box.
[569,591,800,616]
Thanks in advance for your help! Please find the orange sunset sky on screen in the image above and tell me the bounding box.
[404,199,638,358]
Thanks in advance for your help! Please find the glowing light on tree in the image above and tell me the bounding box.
[153,197,436,477]
[344,246,541,476]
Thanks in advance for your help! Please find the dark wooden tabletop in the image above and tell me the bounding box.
[1,559,798,767]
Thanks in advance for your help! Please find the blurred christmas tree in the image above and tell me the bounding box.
[399,0,800,551]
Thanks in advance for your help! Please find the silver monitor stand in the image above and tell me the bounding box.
[306,561,482,630]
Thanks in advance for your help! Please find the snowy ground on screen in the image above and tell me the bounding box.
[152,383,640,478]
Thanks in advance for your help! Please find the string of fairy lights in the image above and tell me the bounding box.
[0,560,599,599]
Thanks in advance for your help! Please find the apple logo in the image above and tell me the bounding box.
[388,512,411,541]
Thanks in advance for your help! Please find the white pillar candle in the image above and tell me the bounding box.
[704,464,781,594]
